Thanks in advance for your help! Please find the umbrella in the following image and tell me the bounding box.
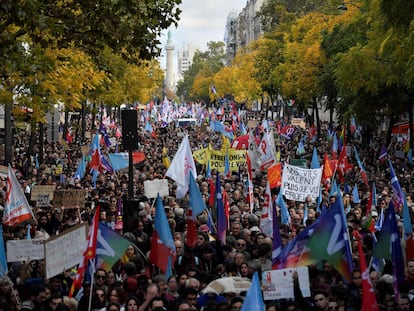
[201,277,251,295]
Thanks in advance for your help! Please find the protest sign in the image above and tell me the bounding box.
[144,179,169,198]
[36,194,50,207]
[53,189,86,208]
[281,164,322,202]
[7,239,45,262]
[262,267,311,300]
[31,185,56,201]
[45,223,87,279]
[247,120,258,128]
[193,148,246,172]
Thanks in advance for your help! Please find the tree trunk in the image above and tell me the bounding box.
[408,102,413,151]
[39,122,44,166]
[4,103,13,165]
[314,98,321,137]
[25,127,36,178]
[81,101,86,141]
[91,102,96,131]
[386,114,397,146]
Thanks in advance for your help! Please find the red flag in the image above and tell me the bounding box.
[90,149,102,170]
[268,163,282,188]
[69,205,100,297]
[66,131,73,143]
[149,196,176,275]
[322,153,333,190]
[336,147,353,182]
[308,124,316,141]
[354,231,379,311]
[186,219,197,248]
[208,178,215,207]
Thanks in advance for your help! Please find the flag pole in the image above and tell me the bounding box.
[87,258,96,311]
[206,208,217,233]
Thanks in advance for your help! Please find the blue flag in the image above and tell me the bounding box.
[149,195,176,277]
[311,147,320,169]
[206,159,211,179]
[403,194,413,239]
[74,155,87,180]
[277,191,290,225]
[329,179,338,198]
[352,183,360,204]
[408,148,413,165]
[210,120,234,139]
[0,226,8,276]
[373,201,405,295]
[224,149,230,177]
[388,159,404,208]
[189,171,207,220]
[240,272,265,311]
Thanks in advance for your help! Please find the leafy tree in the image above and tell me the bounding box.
[0,0,181,163]
[177,41,226,103]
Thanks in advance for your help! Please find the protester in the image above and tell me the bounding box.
[1,102,413,311]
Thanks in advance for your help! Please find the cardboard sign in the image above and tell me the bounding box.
[262,267,311,300]
[31,185,56,201]
[36,194,50,208]
[247,120,258,128]
[144,179,170,199]
[7,239,45,262]
[45,223,87,279]
[281,164,322,202]
[53,189,87,208]
[291,118,306,129]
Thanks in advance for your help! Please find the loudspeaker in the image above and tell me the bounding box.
[122,110,138,150]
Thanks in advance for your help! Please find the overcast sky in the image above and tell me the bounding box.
[159,0,247,68]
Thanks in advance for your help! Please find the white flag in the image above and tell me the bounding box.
[3,165,33,227]
[165,135,197,199]
[258,133,277,170]
[248,130,261,170]
[260,179,273,236]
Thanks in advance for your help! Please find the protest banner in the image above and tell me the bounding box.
[53,189,87,208]
[262,267,311,300]
[6,239,45,262]
[31,185,56,201]
[281,164,322,202]
[45,223,87,279]
[193,148,246,172]
[289,158,307,168]
[144,179,169,198]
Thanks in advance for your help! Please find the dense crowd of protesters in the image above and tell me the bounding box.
[0,108,413,311]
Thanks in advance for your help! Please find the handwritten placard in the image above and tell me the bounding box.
[262,267,310,300]
[144,179,169,198]
[53,189,87,208]
[281,164,322,202]
[45,223,87,279]
[31,185,56,201]
[7,239,45,262]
